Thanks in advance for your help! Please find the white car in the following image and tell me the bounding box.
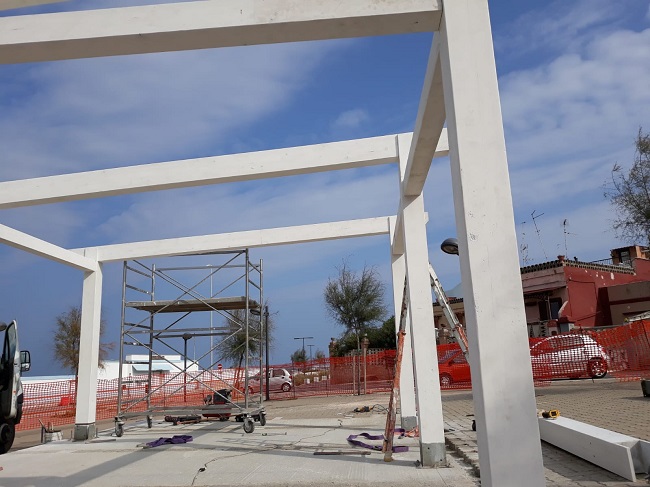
[530,334,609,379]
[248,368,293,393]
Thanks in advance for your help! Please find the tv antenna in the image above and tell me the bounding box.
[562,219,578,257]
[531,210,548,261]
[519,220,530,265]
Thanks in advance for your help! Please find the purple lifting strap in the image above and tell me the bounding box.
[346,429,408,453]
[145,435,194,448]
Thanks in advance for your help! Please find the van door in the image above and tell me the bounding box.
[0,321,19,420]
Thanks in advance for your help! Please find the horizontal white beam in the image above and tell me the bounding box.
[0,0,67,11]
[0,223,97,271]
[0,0,442,64]
[403,35,447,196]
[75,217,392,263]
[0,135,399,209]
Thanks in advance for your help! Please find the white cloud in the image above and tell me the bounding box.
[331,108,370,131]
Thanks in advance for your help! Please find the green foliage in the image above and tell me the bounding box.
[290,348,307,364]
[324,262,387,350]
[53,306,114,376]
[605,128,650,245]
[329,316,396,357]
[314,349,326,360]
[216,303,276,368]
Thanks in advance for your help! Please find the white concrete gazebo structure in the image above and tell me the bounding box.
[0,1,545,485]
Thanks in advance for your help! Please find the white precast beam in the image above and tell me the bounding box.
[0,135,399,210]
[440,1,545,485]
[391,128,448,255]
[0,0,442,64]
[74,248,102,439]
[0,223,97,271]
[397,133,445,466]
[0,0,67,11]
[388,216,417,431]
[402,34,447,197]
[75,217,392,263]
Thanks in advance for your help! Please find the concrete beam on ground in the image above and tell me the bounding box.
[402,34,447,197]
[0,223,97,271]
[0,0,67,11]
[0,0,442,64]
[74,217,392,263]
[439,0,545,485]
[0,135,399,210]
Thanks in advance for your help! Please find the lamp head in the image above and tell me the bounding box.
[440,237,459,255]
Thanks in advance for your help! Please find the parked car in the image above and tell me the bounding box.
[438,349,470,387]
[249,367,293,393]
[530,334,609,379]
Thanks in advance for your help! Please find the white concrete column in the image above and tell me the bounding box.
[388,216,418,431]
[397,134,446,466]
[439,1,545,485]
[74,249,103,440]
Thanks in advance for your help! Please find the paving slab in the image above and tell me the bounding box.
[2,394,478,487]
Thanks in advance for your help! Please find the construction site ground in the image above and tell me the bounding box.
[5,377,649,486]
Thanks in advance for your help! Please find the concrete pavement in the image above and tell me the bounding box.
[4,379,649,486]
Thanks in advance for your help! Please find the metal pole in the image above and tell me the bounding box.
[265,306,270,401]
[183,333,191,403]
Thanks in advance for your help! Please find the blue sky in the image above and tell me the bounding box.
[1,0,649,375]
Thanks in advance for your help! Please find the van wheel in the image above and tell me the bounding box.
[588,358,607,378]
[0,420,15,454]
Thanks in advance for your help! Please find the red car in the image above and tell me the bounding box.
[438,349,471,387]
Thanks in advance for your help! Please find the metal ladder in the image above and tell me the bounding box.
[382,265,469,461]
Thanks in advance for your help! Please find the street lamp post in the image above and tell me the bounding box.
[182,332,192,403]
[361,334,370,395]
[294,336,313,375]
[308,344,314,362]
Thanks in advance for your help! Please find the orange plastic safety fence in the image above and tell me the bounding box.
[19,322,650,431]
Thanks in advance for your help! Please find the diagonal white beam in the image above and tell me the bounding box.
[391,130,447,255]
[0,0,442,64]
[402,34,447,197]
[0,135,400,209]
[75,217,392,263]
[0,223,97,271]
[0,0,67,11]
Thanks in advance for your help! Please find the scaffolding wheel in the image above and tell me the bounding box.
[147,416,153,429]
[115,421,124,437]
[258,413,266,426]
[243,418,255,434]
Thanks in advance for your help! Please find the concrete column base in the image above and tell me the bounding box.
[73,423,97,441]
[420,442,447,467]
[401,416,418,431]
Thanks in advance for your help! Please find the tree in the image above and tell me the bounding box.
[324,262,387,350]
[605,128,650,245]
[329,317,396,357]
[216,305,275,369]
[314,349,326,360]
[53,306,114,377]
[290,348,307,364]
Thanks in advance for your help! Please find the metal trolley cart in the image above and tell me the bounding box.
[114,249,267,436]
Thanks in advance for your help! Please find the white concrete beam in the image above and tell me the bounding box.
[0,135,399,209]
[74,248,102,439]
[391,129,448,254]
[75,217,392,263]
[439,0,545,485]
[397,133,445,467]
[0,0,67,11]
[0,0,442,64]
[402,35,447,196]
[388,216,417,431]
[0,223,97,271]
